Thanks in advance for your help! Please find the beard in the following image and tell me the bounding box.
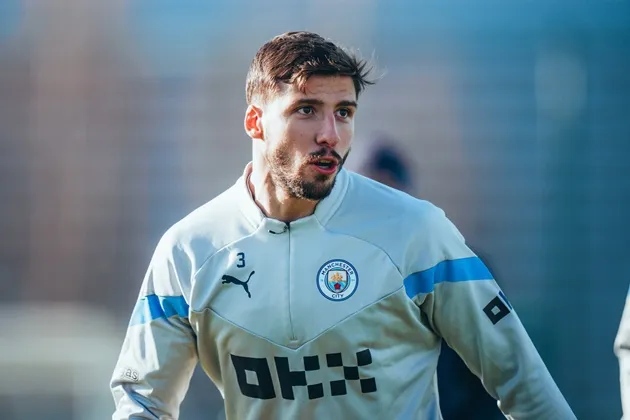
[266,144,350,201]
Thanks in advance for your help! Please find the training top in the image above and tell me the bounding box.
[111,164,575,420]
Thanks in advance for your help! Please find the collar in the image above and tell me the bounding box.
[236,162,349,229]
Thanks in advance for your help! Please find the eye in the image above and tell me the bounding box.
[336,108,353,119]
[297,106,314,115]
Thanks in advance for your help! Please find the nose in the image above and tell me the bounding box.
[315,113,340,149]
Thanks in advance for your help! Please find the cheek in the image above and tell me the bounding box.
[264,118,282,142]
[338,123,354,148]
[284,123,313,153]
[286,120,311,140]
[263,122,288,154]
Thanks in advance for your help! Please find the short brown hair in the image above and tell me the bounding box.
[245,31,375,105]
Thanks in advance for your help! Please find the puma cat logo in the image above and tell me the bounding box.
[221,271,255,298]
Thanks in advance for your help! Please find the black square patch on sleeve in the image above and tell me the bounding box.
[483,295,511,325]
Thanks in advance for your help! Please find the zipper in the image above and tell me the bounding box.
[286,222,297,342]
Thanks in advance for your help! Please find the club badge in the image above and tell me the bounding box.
[317,259,359,301]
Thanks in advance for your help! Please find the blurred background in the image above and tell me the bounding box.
[1,0,629,418]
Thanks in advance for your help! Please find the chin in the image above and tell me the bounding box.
[299,177,336,201]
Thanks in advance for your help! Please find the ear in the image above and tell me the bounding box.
[244,104,264,141]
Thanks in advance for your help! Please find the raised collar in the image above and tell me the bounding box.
[236,162,349,229]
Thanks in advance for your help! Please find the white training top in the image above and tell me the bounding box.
[111,164,575,420]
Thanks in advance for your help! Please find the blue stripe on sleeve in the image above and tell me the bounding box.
[129,294,189,326]
[499,290,513,310]
[403,256,493,298]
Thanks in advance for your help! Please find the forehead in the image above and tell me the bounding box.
[277,75,356,104]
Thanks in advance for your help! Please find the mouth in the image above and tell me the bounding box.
[310,157,339,175]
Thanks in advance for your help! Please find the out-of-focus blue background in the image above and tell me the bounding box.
[1,1,628,418]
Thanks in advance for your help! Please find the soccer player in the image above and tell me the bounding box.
[111,31,575,419]
[615,287,630,417]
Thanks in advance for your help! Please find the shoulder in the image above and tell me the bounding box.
[334,171,452,236]
[153,179,257,273]
[328,171,470,273]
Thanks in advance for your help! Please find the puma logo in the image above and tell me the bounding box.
[221,271,255,298]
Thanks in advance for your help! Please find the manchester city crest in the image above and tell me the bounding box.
[316,259,359,301]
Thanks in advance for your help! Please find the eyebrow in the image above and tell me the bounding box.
[288,98,358,109]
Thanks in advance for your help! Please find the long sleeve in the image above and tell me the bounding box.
[409,208,575,419]
[111,233,198,419]
[615,289,630,418]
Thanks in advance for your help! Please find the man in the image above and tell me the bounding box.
[615,285,630,418]
[111,31,575,419]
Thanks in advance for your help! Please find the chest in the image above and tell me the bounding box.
[190,226,404,348]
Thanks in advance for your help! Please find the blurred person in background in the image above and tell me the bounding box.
[110,31,574,419]
[356,135,415,194]
[356,135,504,419]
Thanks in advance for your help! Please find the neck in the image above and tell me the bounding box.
[247,162,318,223]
